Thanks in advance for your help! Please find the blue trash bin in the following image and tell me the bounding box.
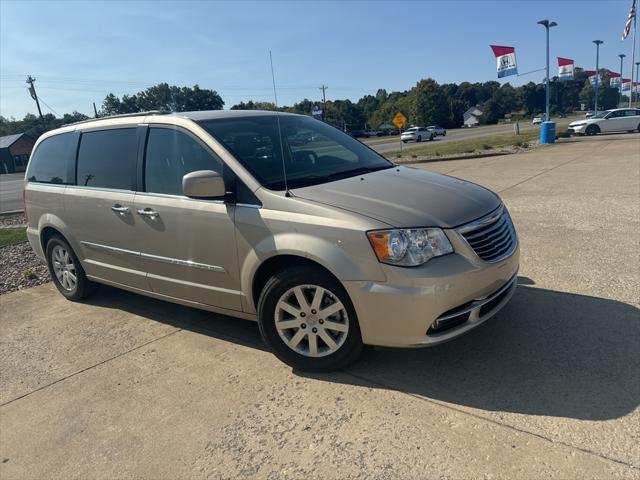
[540,121,556,144]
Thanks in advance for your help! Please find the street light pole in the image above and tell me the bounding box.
[636,62,640,104]
[593,40,603,113]
[619,54,626,107]
[538,20,557,122]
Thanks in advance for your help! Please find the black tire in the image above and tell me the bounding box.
[402,140,408,143]
[442,131,446,136]
[417,135,422,142]
[637,123,640,133]
[257,265,363,372]
[45,234,96,301]
[429,134,435,141]
[586,124,600,136]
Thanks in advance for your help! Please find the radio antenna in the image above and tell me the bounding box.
[269,50,290,196]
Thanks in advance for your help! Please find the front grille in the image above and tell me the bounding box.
[460,208,516,262]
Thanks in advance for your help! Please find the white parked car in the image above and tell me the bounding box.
[532,116,543,125]
[401,127,434,143]
[568,108,640,136]
[427,125,446,136]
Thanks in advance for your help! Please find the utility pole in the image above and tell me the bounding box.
[619,54,626,106]
[26,76,45,129]
[593,40,603,113]
[93,102,99,118]
[319,84,327,122]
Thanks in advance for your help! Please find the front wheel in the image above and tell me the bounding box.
[45,234,96,301]
[257,266,363,372]
[585,124,600,136]
[442,131,446,136]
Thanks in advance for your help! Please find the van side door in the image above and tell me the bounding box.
[64,127,149,290]
[133,125,242,311]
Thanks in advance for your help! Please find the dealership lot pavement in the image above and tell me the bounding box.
[1,133,639,479]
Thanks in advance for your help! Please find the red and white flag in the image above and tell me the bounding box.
[622,0,636,40]
[490,45,518,78]
[585,70,601,86]
[557,57,574,81]
[610,72,622,89]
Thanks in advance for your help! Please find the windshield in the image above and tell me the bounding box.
[592,111,611,119]
[198,115,393,190]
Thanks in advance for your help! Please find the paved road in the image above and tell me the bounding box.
[365,117,578,153]
[0,173,24,213]
[1,133,639,479]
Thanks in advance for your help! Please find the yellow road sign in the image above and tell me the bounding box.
[392,112,407,129]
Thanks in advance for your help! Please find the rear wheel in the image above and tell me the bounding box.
[637,123,640,133]
[586,124,600,136]
[45,234,96,301]
[257,266,363,372]
[429,134,435,141]
[442,131,446,136]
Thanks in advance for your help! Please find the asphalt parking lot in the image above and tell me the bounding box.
[1,133,639,479]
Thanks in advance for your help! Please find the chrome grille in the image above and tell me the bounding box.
[459,207,516,262]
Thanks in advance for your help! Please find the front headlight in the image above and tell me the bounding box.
[571,122,586,127]
[367,228,453,266]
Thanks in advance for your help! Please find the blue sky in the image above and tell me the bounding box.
[1,0,637,118]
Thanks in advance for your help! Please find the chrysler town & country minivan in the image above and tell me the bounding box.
[24,110,519,371]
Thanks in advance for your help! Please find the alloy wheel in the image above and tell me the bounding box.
[275,284,349,358]
[51,245,77,291]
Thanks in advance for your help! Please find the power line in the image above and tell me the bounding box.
[37,95,60,117]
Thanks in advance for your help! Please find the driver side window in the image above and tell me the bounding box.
[145,127,223,196]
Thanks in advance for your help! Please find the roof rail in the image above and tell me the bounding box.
[68,110,169,126]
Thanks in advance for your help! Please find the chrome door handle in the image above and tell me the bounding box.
[111,204,130,214]
[136,208,159,218]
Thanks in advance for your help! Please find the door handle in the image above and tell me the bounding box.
[137,208,159,218]
[111,204,130,214]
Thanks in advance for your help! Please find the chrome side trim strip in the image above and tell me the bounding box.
[141,252,226,272]
[236,203,262,209]
[81,241,139,257]
[80,241,226,272]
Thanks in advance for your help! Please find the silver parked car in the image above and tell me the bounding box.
[24,110,519,371]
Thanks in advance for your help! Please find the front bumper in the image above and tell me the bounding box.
[568,124,587,134]
[343,230,520,348]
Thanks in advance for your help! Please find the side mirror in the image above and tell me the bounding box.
[182,170,226,198]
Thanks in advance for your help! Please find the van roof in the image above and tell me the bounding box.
[70,109,300,127]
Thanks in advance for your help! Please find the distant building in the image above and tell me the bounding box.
[0,133,35,174]
[463,107,483,128]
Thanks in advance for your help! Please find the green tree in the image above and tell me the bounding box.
[415,79,450,127]
[101,83,223,114]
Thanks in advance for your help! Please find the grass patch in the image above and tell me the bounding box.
[0,227,27,248]
[385,129,539,159]
[385,123,570,160]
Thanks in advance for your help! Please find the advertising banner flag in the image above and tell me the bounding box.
[585,70,601,86]
[610,72,622,89]
[490,45,518,78]
[557,57,574,81]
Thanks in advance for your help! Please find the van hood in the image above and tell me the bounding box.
[291,166,501,228]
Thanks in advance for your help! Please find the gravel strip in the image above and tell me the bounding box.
[0,241,50,295]
[0,213,26,228]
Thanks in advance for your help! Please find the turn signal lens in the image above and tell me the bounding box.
[367,228,453,266]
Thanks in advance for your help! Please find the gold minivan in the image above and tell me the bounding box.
[24,110,519,371]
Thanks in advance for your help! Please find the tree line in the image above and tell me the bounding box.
[0,70,629,139]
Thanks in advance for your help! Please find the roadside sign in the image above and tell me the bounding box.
[312,105,323,117]
[392,112,407,129]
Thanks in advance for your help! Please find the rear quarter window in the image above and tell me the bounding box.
[26,132,74,184]
[77,128,137,189]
